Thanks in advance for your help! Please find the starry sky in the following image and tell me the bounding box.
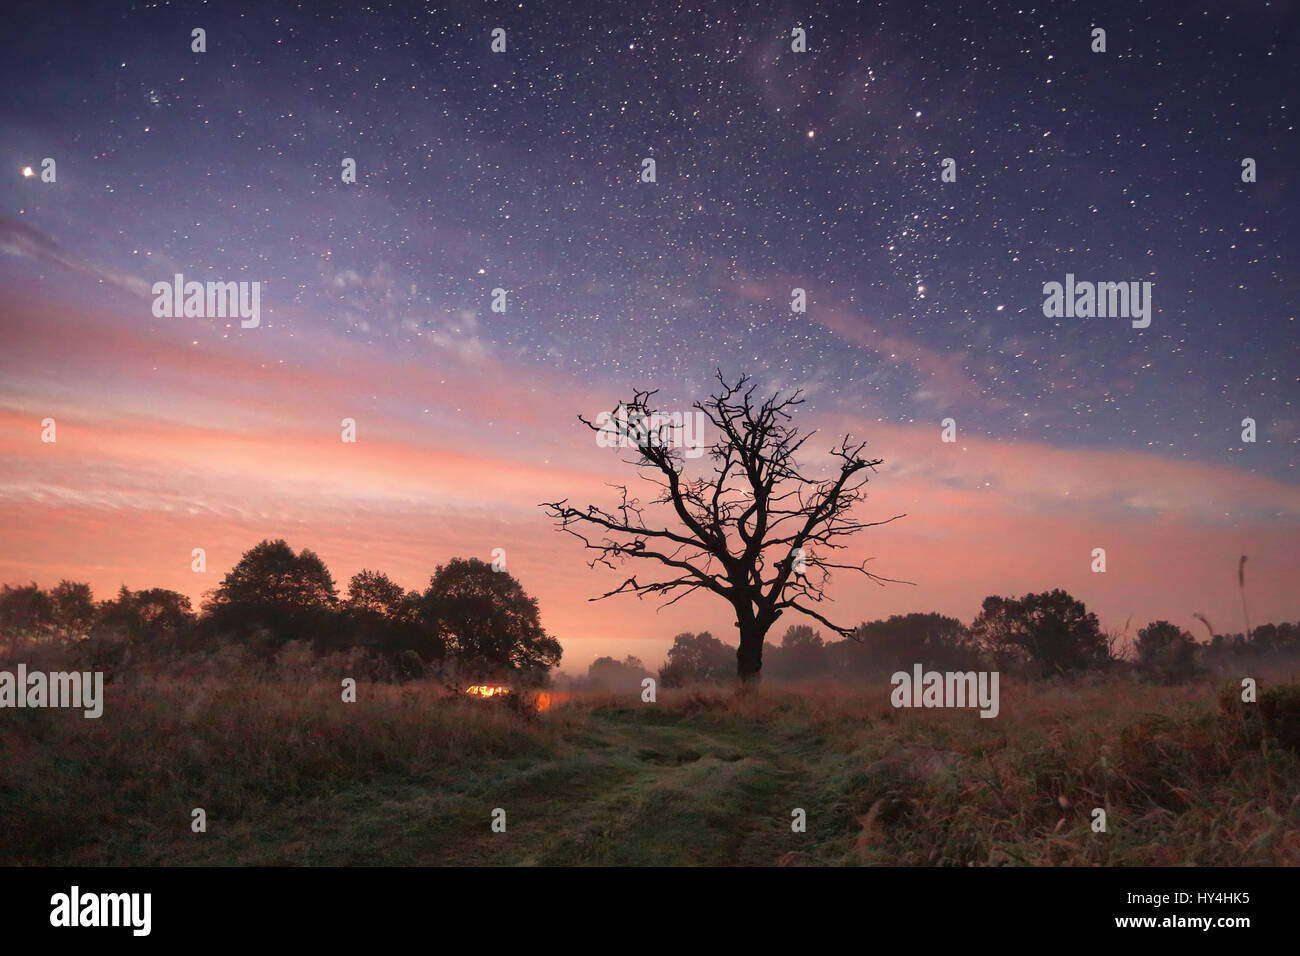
[1,0,1297,668]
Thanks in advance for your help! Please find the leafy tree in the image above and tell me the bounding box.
[1203,629,1255,669]
[50,580,96,633]
[422,558,561,683]
[95,586,135,635]
[966,596,1020,668]
[134,588,197,641]
[97,586,196,645]
[765,624,827,679]
[587,654,654,692]
[970,590,1107,675]
[345,570,406,617]
[1251,622,1300,656]
[781,624,824,650]
[343,571,439,661]
[0,583,55,635]
[658,631,735,687]
[201,539,338,647]
[1135,620,1198,683]
[0,582,56,658]
[544,373,906,684]
[836,613,973,675]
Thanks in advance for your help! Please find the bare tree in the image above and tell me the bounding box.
[541,373,907,684]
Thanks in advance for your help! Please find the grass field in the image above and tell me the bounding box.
[3,650,1298,866]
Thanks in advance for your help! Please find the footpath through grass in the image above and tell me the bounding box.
[3,669,1298,865]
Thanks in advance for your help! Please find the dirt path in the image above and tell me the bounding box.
[160,705,837,866]
[400,707,826,865]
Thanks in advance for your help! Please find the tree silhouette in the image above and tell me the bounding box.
[50,580,96,633]
[97,586,196,645]
[970,590,1108,675]
[421,557,561,684]
[773,623,826,679]
[342,570,432,660]
[845,612,973,675]
[543,373,906,684]
[1135,620,1198,683]
[345,570,407,617]
[657,631,735,687]
[586,654,654,692]
[781,623,824,650]
[201,539,338,647]
[0,583,54,655]
[0,583,53,631]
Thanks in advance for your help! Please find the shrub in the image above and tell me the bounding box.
[1259,683,1300,753]
[1135,620,1199,683]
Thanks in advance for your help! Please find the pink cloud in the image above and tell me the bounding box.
[1,298,1297,671]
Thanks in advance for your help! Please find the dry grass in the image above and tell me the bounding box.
[2,646,1297,865]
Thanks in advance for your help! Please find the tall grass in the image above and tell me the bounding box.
[2,644,1297,865]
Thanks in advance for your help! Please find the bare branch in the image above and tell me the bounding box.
[543,374,907,677]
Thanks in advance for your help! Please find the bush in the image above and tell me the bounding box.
[1135,621,1199,683]
[1259,683,1300,753]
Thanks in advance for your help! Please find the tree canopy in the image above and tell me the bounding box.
[545,373,906,684]
[970,590,1107,675]
[657,631,736,687]
[201,539,338,647]
[422,557,562,684]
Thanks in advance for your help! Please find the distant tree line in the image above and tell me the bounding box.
[635,589,1299,689]
[6,563,1295,691]
[0,539,562,685]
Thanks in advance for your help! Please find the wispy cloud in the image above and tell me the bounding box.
[0,217,152,299]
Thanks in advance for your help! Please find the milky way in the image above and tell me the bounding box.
[4,1,1294,476]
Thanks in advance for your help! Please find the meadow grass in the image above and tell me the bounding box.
[2,648,1297,865]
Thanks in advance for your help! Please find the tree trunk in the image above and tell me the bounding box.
[736,619,768,687]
